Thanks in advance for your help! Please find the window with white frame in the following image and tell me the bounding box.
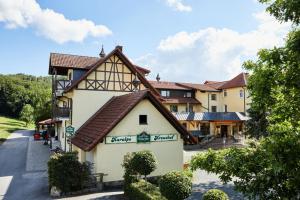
[186,92,192,98]
[161,90,170,97]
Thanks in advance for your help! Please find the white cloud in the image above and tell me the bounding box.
[165,0,192,12]
[136,11,291,83]
[0,0,112,43]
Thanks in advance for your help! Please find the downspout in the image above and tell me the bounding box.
[243,87,246,113]
[207,92,210,112]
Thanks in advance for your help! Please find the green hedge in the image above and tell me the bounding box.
[48,152,91,193]
[127,180,167,200]
[202,189,229,200]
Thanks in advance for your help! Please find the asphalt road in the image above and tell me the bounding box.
[0,130,50,200]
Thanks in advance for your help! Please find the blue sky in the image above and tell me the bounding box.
[0,0,290,82]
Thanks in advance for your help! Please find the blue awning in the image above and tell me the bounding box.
[173,112,249,121]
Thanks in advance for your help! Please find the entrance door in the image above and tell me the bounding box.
[221,125,228,137]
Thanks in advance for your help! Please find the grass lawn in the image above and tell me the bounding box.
[0,116,34,144]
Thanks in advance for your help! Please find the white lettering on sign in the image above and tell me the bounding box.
[105,136,136,144]
[105,134,177,144]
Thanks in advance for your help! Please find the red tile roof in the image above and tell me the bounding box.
[49,52,150,75]
[219,73,248,89]
[38,118,61,125]
[149,81,192,90]
[71,90,196,151]
[203,73,248,90]
[177,83,220,92]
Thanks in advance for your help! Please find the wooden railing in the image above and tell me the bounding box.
[53,107,70,118]
[55,80,72,90]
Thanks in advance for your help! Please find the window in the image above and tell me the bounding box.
[139,115,147,125]
[68,72,72,80]
[186,105,194,112]
[224,105,228,112]
[161,90,170,97]
[63,101,68,108]
[185,92,192,98]
[189,105,194,112]
[211,106,217,112]
[240,90,244,98]
[170,105,178,112]
[224,90,227,97]
[211,94,217,101]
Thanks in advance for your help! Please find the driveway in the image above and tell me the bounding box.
[0,130,50,200]
[184,150,244,200]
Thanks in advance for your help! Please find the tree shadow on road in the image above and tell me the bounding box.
[188,181,244,200]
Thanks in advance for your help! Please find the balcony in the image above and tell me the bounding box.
[54,80,72,96]
[53,107,70,119]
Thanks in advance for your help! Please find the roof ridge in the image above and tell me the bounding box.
[50,52,99,59]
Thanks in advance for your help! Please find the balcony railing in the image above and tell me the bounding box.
[55,80,72,90]
[53,107,70,119]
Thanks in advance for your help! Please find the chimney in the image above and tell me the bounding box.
[156,73,160,82]
[115,45,123,52]
[99,45,105,58]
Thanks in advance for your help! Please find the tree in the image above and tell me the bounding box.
[159,171,192,200]
[0,74,52,123]
[190,1,300,199]
[259,0,300,25]
[130,150,157,179]
[20,104,34,126]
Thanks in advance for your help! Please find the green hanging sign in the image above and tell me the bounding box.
[65,125,75,137]
[137,132,151,143]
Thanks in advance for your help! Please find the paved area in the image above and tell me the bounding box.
[0,130,50,200]
[184,150,244,200]
[0,131,243,200]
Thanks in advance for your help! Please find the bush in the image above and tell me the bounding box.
[130,150,157,178]
[122,152,138,194]
[127,179,167,200]
[159,171,192,200]
[48,151,91,193]
[202,189,229,200]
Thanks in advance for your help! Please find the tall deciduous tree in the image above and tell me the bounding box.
[20,104,34,126]
[191,1,300,199]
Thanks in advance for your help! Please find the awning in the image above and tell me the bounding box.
[173,112,249,121]
[38,118,61,125]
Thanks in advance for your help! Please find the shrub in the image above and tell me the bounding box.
[122,152,138,194]
[202,189,229,200]
[48,151,91,193]
[127,179,167,200]
[130,150,157,178]
[159,171,192,200]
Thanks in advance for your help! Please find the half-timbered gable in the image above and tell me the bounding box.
[64,47,158,94]
[77,54,145,92]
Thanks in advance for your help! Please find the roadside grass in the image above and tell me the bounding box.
[0,116,34,144]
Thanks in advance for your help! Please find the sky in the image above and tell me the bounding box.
[0,0,291,83]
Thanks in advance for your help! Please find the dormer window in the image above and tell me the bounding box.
[161,90,170,97]
[185,92,192,98]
